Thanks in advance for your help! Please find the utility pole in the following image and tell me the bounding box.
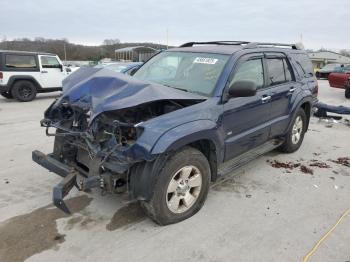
[166,28,169,49]
[63,43,67,62]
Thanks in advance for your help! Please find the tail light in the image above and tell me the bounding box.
[0,72,3,80]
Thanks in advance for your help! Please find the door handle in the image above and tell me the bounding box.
[261,95,271,103]
[41,71,48,73]
[289,87,296,93]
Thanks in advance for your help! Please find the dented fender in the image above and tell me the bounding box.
[150,119,224,163]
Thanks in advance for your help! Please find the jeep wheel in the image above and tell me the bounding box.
[345,86,350,99]
[11,80,37,102]
[279,108,307,153]
[141,147,210,225]
[0,92,13,99]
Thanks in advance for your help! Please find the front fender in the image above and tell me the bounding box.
[151,119,224,163]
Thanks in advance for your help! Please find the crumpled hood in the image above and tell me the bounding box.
[47,67,206,122]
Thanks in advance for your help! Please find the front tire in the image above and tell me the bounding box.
[141,147,210,225]
[11,80,37,102]
[279,108,307,153]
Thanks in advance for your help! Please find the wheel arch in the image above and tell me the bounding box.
[8,75,42,91]
[288,97,313,132]
[129,120,224,201]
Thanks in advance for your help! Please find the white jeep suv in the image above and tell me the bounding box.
[0,50,68,101]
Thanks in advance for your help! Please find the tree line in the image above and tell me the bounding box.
[0,38,167,61]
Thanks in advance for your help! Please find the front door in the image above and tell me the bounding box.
[38,55,65,88]
[222,53,271,161]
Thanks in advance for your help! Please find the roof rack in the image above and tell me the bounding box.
[180,41,250,47]
[179,41,302,50]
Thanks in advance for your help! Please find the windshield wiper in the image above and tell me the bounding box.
[172,87,188,92]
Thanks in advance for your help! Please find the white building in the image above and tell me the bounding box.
[308,51,350,69]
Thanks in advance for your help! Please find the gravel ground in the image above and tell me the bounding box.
[0,80,349,262]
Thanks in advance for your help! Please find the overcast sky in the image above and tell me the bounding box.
[2,0,349,50]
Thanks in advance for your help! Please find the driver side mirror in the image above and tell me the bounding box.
[228,80,257,98]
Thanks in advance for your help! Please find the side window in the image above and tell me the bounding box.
[266,57,294,86]
[266,58,285,85]
[41,56,61,68]
[294,54,314,78]
[230,59,264,89]
[5,54,37,68]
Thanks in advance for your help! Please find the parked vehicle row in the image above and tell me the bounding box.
[0,51,68,101]
[0,50,144,102]
[315,63,350,79]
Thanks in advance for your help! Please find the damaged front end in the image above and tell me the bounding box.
[32,68,206,213]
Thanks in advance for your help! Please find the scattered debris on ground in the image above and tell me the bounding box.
[300,165,314,175]
[266,160,300,169]
[266,158,334,175]
[329,157,350,167]
[309,161,331,168]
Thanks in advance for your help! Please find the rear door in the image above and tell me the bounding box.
[38,55,66,88]
[264,53,298,137]
[222,53,272,161]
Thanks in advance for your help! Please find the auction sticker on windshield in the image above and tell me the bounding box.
[193,57,218,65]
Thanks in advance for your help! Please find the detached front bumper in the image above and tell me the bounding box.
[32,150,101,214]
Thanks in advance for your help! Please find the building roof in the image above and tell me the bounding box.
[115,46,157,53]
[308,51,350,63]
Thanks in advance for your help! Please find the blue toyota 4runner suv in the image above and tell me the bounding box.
[33,41,318,225]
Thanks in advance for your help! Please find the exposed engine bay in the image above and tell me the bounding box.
[33,68,207,213]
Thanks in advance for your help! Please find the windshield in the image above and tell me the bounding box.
[133,51,229,96]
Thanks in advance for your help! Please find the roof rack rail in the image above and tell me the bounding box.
[243,42,302,50]
[180,41,250,47]
[179,41,302,50]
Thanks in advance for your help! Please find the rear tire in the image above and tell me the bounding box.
[345,86,350,99]
[141,147,210,225]
[11,80,37,102]
[279,108,307,153]
[0,92,13,99]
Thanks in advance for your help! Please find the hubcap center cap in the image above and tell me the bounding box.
[176,181,189,195]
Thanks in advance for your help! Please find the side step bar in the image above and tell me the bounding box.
[218,138,284,177]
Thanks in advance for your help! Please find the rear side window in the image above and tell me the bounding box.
[293,53,314,78]
[230,59,264,89]
[266,57,294,86]
[5,54,37,68]
[41,56,61,68]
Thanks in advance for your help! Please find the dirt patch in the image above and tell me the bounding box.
[106,202,146,231]
[309,161,331,168]
[266,160,300,169]
[329,157,350,167]
[0,195,92,262]
[300,165,314,175]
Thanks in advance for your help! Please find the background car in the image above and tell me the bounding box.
[315,63,341,79]
[328,71,350,98]
[95,62,143,75]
